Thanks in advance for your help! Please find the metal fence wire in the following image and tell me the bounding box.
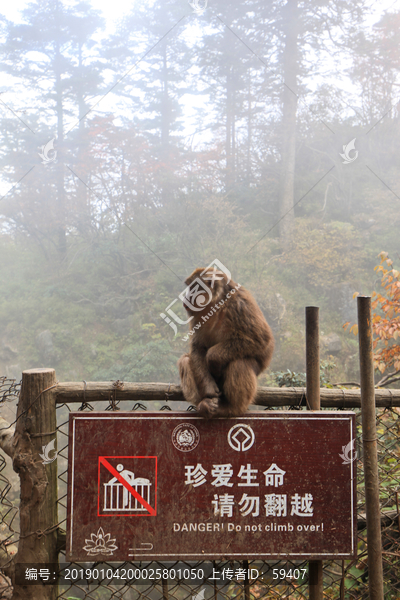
[0,376,399,599]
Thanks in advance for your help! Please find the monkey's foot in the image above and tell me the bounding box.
[197,397,220,418]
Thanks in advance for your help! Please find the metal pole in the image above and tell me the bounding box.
[243,559,250,600]
[306,306,323,600]
[357,296,384,600]
[162,578,169,600]
[213,560,218,600]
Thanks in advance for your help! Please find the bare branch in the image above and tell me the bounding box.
[376,370,400,387]
[376,376,400,388]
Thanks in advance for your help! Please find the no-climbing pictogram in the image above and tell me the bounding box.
[98,456,157,517]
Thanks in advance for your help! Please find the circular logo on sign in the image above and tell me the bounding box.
[172,423,200,452]
[227,424,255,451]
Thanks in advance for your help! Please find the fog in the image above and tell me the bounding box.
[1,0,400,387]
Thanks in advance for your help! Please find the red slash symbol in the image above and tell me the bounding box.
[99,457,156,516]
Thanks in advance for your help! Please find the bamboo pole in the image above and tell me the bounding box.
[357,297,384,600]
[53,382,400,407]
[306,307,323,600]
[11,368,58,600]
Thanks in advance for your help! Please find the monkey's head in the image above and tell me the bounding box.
[181,267,236,315]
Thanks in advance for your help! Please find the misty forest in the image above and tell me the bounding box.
[1,0,400,390]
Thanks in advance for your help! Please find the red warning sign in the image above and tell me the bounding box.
[67,411,356,562]
[98,456,157,517]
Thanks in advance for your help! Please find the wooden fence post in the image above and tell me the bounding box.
[306,306,323,600]
[11,368,58,600]
[357,297,384,600]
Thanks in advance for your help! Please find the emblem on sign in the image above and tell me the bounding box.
[172,423,200,452]
[82,527,118,556]
[227,424,255,451]
[98,456,157,516]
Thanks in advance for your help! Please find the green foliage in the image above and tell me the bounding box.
[273,360,336,388]
[277,220,365,292]
[319,359,337,387]
[92,340,178,382]
[273,369,307,388]
[0,0,398,397]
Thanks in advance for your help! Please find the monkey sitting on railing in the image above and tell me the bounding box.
[178,267,274,418]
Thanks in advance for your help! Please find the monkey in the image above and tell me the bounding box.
[178,267,274,418]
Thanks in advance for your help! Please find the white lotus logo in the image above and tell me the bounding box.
[339,138,358,164]
[339,440,357,464]
[39,439,57,464]
[83,527,118,556]
[189,0,207,13]
[38,138,57,164]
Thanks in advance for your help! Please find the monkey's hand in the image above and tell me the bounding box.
[201,377,221,400]
[197,397,220,418]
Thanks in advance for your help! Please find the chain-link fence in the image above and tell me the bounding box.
[0,375,399,599]
[0,376,21,599]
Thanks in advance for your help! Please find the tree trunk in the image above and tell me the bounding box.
[279,0,299,248]
[160,42,171,204]
[76,42,90,236]
[55,12,67,259]
[161,43,170,155]
[225,27,236,192]
[246,72,252,182]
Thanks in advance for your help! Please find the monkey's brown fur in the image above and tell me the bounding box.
[178,267,274,418]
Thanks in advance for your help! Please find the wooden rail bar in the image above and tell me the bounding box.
[54,382,400,407]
